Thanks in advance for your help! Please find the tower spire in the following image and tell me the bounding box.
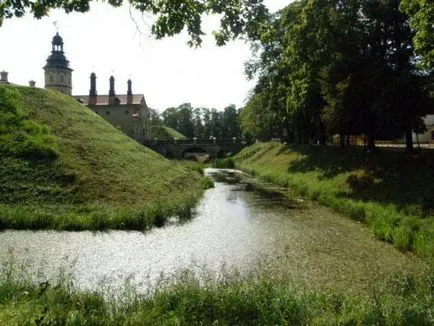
[43,32,73,95]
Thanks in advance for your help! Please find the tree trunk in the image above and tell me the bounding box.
[405,127,414,152]
[318,121,326,146]
[366,133,376,152]
[340,133,345,148]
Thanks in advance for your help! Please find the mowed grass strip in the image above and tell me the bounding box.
[235,142,434,259]
[0,85,207,230]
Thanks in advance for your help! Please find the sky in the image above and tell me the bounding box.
[0,1,289,111]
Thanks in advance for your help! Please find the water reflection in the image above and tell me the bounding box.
[0,169,426,294]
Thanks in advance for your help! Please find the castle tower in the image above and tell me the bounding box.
[43,33,73,95]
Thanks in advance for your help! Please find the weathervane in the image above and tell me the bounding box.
[53,21,59,33]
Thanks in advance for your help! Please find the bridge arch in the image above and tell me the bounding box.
[182,147,209,159]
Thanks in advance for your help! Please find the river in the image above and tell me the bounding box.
[0,169,426,294]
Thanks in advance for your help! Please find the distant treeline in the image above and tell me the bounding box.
[150,103,243,140]
[241,0,434,152]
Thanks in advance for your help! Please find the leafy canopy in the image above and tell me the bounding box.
[0,0,269,46]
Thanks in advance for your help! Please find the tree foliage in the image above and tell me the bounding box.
[0,0,269,46]
[241,0,433,151]
[400,0,434,67]
[155,103,242,140]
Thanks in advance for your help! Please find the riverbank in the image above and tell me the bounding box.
[0,269,432,325]
[234,142,434,259]
[1,167,432,324]
[0,86,208,231]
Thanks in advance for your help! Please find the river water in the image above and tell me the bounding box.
[0,169,426,294]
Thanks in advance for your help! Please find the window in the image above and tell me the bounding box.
[431,131,434,140]
[60,75,64,83]
[125,110,129,114]
[49,75,53,82]
[106,111,111,115]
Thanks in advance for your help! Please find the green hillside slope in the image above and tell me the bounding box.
[235,142,434,258]
[150,125,188,140]
[0,85,206,230]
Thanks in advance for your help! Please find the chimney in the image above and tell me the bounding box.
[0,71,8,83]
[89,72,97,96]
[29,80,36,87]
[127,79,132,105]
[89,72,97,105]
[109,75,116,105]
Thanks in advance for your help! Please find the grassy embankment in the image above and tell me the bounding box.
[0,268,432,325]
[0,85,209,230]
[234,142,434,258]
[150,125,188,140]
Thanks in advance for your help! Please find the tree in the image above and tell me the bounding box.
[240,93,276,141]
[243,0,432,151]
[221,104,241,138]
[178,103,195,138]
[0,0,269,46]
[149,108,162,126]
[158,103,242,140]
[400,0,434,67]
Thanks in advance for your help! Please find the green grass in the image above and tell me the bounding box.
[0,85,206,230]
[235,142,434,259]
[150,125,188,140]
[212,157,235,169]
[0,268,432,325]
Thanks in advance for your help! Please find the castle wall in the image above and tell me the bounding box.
[90,103,148,140]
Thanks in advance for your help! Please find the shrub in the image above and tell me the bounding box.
[213,158,235,169]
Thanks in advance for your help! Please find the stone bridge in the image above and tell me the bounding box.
[143,138,245,159]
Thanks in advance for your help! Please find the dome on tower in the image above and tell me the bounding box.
[44,32,71,70]
[52,32,63,46]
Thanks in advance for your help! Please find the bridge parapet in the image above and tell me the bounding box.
[143,138,245,158]
[144,138,240,145]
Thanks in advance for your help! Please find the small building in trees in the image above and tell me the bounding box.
[413,114,434,143]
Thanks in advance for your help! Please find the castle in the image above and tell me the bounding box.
[43,33,150,141]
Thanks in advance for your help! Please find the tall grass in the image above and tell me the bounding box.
[212,157,235,169]
[235,143,434,259]
[0,265,432,325]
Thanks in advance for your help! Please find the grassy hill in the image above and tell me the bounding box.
[0,85,207,230]
[150,125,188,140]
[235,142,434,259]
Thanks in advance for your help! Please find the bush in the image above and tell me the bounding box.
[213,158,235,169]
